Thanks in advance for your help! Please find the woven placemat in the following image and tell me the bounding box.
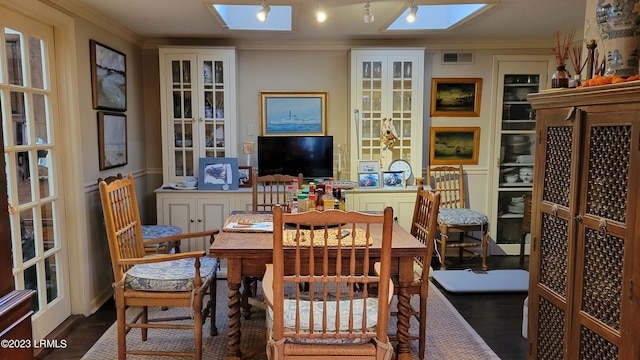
[283,228,372,247]
[223,213,273,232]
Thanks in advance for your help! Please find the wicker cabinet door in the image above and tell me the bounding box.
[570,109,639,360]
[528,106,583,360]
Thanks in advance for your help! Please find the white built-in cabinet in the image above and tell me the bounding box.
[489,56,552,255]
[348,48,424,182]
[345,188,418,231]
[158,47,237,185]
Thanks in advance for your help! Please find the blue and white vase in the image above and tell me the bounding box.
[596,0,640,77]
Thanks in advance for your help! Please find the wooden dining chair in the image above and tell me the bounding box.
[98,173,181,255]
[427,165,489,270]
[263,206,396,360]
[98,174,219,359]
[252,172,304,212]
[375,186,440,360]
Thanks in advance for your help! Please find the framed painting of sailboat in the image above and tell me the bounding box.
[430,127,480,165]
[260,91,327,135]
[430,78,482,117]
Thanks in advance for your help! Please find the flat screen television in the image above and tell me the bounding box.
[258,135,333,179]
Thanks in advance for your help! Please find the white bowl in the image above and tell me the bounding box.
[505,174,519,183]
[182,177,198,188]
[521,174,533,183]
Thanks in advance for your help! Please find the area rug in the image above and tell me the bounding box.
[432,269,529,293]
[82,280,499,359]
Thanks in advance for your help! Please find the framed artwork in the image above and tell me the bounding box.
[198,157,239,190]
[358,172,380,188]
[260,91,327,135]
[430,78,482,117]
[430,127,481,165]
[238,166,252,188]
[358,160,380,173]
[382,171,404,188]
[90,40,127,111]
[97,112,127,170]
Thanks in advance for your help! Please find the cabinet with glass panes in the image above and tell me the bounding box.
[158,47,237,185]
[490,57,551,255]
[348,48,424,184]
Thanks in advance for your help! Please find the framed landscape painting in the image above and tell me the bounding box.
[430,127,480,165]
[90,40,127,111]
[260,91,327,135]
[430,78,482,117]
[97,112,127,170]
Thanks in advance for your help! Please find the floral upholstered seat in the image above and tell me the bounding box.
[125,257,218,292]
[141,225,181,253]
[437,208,489,226]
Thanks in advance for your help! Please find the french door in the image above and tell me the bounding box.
[0,7,71,340]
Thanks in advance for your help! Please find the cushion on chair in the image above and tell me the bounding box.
[267,297,379,344]
[125,257,217,292]
[437,208,489,226]
[141,225,181,249]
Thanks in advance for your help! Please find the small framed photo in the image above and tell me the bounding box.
[198,157,239,190]
[382,171,404,188]
[97,111,127,170]
[358,172,380,188]
[358,160,380,173]
[238,166,252,188]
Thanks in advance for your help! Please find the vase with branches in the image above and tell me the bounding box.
[551,30,576,88]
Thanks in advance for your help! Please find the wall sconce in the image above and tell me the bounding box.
[256,0,270,22]
[243,142,254,166]
[363,0,374,24]
[406,1,418,23]
[316,0,327,23]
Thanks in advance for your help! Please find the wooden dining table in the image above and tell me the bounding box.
[209,211,425,360]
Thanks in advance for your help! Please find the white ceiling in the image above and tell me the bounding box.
[59,0,588,46]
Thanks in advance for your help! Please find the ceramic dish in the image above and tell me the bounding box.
[169,183,198,190]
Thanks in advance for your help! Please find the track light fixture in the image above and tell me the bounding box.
[256,0,270,22]
[363,0,374,24]
[406,1,418,23]
[315,0,327,23]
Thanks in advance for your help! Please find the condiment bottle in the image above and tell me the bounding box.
[323,185,334,210]
[315,189,324,211]
[309,193,317,210]
[297,193,309,212]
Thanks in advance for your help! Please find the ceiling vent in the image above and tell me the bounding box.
[442,51,474,65]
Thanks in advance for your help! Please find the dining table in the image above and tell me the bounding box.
[209,211,425,360]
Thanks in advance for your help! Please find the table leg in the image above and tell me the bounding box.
[226,258,242,359]
[395,257,413,360]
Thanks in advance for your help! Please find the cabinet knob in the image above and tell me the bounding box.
[198,218,203,223]
[190,219,195,223]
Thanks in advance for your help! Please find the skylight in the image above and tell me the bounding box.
[212,4,292,31]
[387,4,490,31]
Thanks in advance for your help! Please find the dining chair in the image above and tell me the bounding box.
[242,172,304,318]
[427,165,489,270]
[263,206,396,360]
[252,172,304,212]
[98,174,219,359]
[98,173,181,255]
[519,194,533,268]
[375,186,440,360]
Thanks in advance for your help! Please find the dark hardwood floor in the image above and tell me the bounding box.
[41,255,529,360]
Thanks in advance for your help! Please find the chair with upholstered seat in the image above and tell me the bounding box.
[374,186,440,360]
[98,173,181,255]
[263,206,395,360]
[98,174,218,359]
[427,165,489,270]
[252,173,304,212]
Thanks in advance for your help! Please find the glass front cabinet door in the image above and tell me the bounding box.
[159,47,237,185]
[490,57,551,255]
[349,49,424,183]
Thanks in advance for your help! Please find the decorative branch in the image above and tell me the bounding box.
[569,45,587,75]
[551,30,576,66]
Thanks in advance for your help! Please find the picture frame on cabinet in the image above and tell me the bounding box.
[238,166,252,188]
[358,160,380,173]
[382,171,404,188]
[358,172,380,188]
[430,78,482,117]
[198,157,239,190]
[260,91,327,135]
[90,40,127,111]
[97,112,127,170]
[430,127,480,165]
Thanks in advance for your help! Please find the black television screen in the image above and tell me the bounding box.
[258,136,333,179]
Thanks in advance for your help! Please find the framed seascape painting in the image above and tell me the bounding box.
[90,40,127,111]
[430,78,482,117]
[97,112,127,170]
[198,157,239,190]
[430,127,480,165]
[260,91,327,135]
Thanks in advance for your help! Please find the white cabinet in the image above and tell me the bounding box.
[489,56,552,255]
[158,47,237,185]
[156,190,252,252]
[349,49,424,183]
[345,188,418,231]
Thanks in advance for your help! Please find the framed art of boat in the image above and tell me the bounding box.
[430,78,482,117]
[430,127,480,165]
[260,91,327,135]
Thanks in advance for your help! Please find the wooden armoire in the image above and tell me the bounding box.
[527,82,640,359]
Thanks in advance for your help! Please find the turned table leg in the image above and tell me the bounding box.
[225,258,242,359]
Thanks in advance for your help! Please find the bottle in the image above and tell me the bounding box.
[290,198,298,213]
[339,188,346,210]
[292,178,299,193]
[297,193,309,212]
[309,193,317,210]
[308,182,315,194]
[315,189,324,211]
[286,185,295,213]
[552,65,570,88]
[323,185,334,210]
